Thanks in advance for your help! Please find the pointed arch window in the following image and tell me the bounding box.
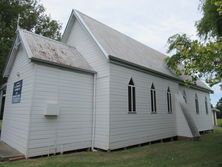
[150,83,157,113]
[128,78,136,112]
[195,94,199,114]
[167,87,172,113]
[205,97,208,114]
[183,90,187,103]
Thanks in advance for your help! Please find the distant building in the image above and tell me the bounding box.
[212,107,219,126]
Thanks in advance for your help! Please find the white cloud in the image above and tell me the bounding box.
[40,0,201,53]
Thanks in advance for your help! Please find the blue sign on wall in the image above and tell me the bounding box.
[12,80,23,104]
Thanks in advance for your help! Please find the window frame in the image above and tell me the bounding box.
[167,87,172,113]
[205,97,208,114]
[128,78,136,113]
[183,90,187,103]
[195,94,199,114]
[150,83,157,113]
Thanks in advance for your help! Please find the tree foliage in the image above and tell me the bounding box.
[196,0,222,39]
[0,0,61,85]
[216,97,222,112]
[166,34,222,86]
[166,0,222,87]
[216,97,222,119]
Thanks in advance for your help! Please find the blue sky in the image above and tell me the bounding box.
[40,0,222,106]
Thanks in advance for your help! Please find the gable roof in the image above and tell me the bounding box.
[76,11,175,77]
[4,29,95,77]
[62,9,212,92]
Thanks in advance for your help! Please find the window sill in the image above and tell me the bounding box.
[151,112,157,114]
[128,112,137,114]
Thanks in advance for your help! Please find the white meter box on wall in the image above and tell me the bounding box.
[44,103,60,116]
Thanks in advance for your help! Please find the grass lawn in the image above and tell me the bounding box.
[218,119,222,127]
[0,128,222,167]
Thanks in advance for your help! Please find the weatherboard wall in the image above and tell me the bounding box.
[109,63,178,149]
[1,46,34,155]
[27,64,94,157]
[179,86,214,132]
[64,18,110,150]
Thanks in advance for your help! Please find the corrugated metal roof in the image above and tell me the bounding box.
[19,29,95,73]
[75,10,211,91]
[77,11,175,77]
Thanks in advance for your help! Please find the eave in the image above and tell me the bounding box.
[109,55,213,93]
[30,57,96,75]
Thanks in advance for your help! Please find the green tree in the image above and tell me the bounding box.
[0,0,62,85]
[196,0,222,39]
[216,97,222,119]
[166,0,222,87]
[216,97,222,111]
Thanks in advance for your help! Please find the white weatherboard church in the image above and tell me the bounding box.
[1,10,215,158]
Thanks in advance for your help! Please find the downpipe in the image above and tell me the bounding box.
[91,73,97,152]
